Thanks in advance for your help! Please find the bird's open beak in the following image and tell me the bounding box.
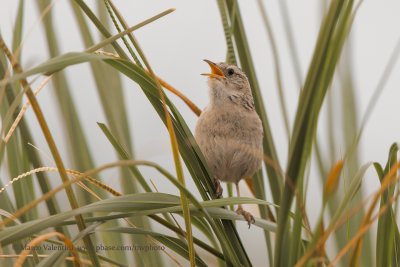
[201,59,225,78]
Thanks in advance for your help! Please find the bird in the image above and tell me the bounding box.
[194,59,263,227]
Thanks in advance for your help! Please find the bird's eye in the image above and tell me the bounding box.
[227,69,235,76]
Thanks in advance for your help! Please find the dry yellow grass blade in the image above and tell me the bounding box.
[324,160,344,197]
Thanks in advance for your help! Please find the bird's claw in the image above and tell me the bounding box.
[214,178,223,199]
[236,206,255,228]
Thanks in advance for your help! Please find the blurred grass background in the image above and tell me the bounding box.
[1,0,400,266]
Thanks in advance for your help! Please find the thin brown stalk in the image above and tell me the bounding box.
[3,75,54,143]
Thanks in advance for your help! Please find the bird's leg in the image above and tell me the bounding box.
[235,183,255,228]
[214,177,223,199]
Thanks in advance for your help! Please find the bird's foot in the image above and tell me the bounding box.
[236,206,255,228]
[214,178,223,199]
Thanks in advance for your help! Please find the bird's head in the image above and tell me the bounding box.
[201,60,251,95]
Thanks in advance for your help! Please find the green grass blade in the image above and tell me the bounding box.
[275,1,355,265]
[101,0,142,66]
[84,8,175,54]
[216,0,237,64]
[73,0,128,59]
[0,184,20,266]
[6,128,36,223]
[0,193,280,246]
[12,0,24,54]
[256,0,290,139]
[277,0,303,86]
[97,122,151,192]
[1,52,109,85]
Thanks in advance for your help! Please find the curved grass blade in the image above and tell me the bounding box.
[84,8,175,54]
[1,52,109,86]
[97,122,152,192]
[0,192,280,246]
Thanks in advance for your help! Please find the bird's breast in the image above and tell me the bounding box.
[194,107,263,183]
[196,107,262,140]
